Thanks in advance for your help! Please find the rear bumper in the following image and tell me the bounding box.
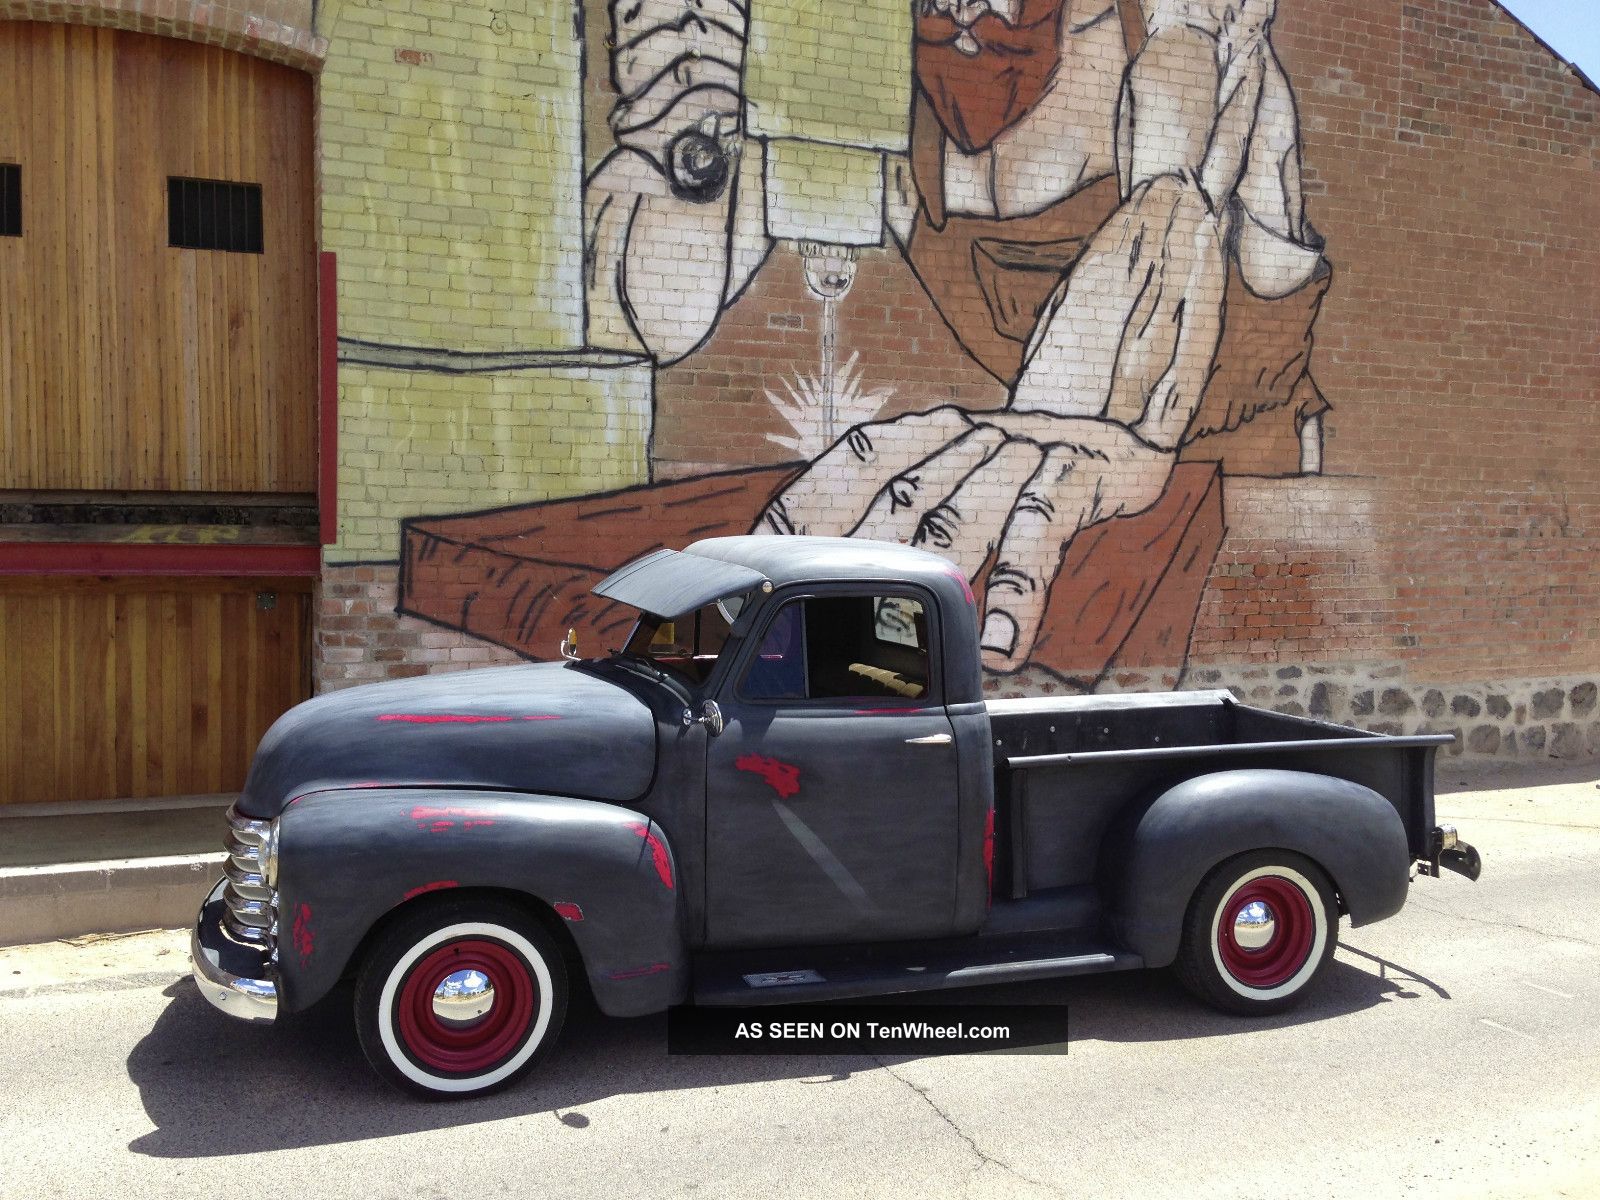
[1418,825,1482,882]
[191,878,278,1023]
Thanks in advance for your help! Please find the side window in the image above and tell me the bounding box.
[742,601,808,700]
[741,594,933,703]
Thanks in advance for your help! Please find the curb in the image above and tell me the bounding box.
[0,854,225,947]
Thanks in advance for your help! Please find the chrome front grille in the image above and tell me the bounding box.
[223,807,277,949]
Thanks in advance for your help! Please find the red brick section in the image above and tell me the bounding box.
[1185,0,1600,684]
[318,566,521,691]
[0,0,326,70]
[652,243,1006,473]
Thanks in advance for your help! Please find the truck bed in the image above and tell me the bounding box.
[986,690,1450,899]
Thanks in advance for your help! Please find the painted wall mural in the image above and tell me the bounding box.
[393,0,1334,690]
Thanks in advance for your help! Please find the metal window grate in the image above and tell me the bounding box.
[167,177,263,253]
[0,163,19,238]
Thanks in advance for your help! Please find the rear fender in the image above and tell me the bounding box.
[1105,769,1410,968]
[273,789,684,1017]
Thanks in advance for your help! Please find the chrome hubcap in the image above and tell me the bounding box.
[1233,900,1276,951]
[432,968,495,1027]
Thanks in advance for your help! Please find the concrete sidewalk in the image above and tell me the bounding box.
[1,760,1595,948]
[0,796,231,947]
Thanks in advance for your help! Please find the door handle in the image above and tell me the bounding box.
[905,733,953,746]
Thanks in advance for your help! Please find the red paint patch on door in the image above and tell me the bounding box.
[403,879,459,901]
[292,903,315,965]
[734,753,801,800]
[627,822,675,890]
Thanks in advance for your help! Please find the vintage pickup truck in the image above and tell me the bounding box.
[192,536,1480,1097]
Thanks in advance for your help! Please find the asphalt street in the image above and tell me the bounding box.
[1,764,1597,1200]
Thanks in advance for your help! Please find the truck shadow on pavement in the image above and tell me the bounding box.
[127,945,1446,1159]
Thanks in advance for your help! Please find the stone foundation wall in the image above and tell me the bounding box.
[1115,666,1599,762]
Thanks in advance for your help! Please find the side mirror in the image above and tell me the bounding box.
[559,628,580,661]
[682,699,724,737]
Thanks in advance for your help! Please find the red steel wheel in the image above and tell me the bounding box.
[1175,850,1338,1015]
[1213,874,1316,989]
[394,939,538,1075]
[355,900,567,1098]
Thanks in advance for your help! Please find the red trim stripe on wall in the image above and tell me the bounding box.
[319,250,339,546]
[0,544,321,576]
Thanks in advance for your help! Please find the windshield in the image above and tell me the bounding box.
[617,593,747,687]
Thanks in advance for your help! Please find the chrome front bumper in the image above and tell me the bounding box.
[191,878,279,1023]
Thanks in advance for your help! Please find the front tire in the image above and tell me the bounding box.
[1174,850,1337,1015]
[355,899,567,1099]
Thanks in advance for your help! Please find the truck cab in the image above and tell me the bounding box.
[596,537,992,951]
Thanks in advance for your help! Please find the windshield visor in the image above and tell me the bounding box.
[593,548,768,619]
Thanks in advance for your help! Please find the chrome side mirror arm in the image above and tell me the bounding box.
[682,700,724,737]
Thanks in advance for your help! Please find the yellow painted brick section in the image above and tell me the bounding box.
[765,139,884,245]
[329,363,654,562]
[318,0,584,351]
[744,0,911,150]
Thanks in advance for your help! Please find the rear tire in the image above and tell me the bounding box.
[1174,850,1337,1016]
[355,899,567,1099]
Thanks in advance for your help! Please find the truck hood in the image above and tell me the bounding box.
[237,662,656,819]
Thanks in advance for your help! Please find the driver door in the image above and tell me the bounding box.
[703,588,961,948]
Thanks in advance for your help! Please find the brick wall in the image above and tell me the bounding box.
[319,566,522,688]
[0,0,325,68]
[307,0,1599,760]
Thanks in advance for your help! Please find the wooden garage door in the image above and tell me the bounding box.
[0,577,313,806]
[0,21,317,493]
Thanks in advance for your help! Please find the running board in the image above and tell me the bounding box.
[691,934,1140,1006]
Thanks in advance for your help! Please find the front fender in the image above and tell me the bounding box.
[1105,769,1410,968]
[274,789,685,1018]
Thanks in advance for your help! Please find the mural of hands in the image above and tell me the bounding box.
[755,406,1172,672]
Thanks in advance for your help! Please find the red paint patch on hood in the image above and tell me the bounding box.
[403,879,459,901]
[377,713,561,724]
[735,753,801,800]
[853,707,928,716]
[627,821,675,890]
[411,805,497,832]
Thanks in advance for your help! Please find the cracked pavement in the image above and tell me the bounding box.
[2,764,1597,1199]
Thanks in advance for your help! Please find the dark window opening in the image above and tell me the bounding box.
[0,163,19,238]
[168,177,263,253]
[742,595,931,702]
